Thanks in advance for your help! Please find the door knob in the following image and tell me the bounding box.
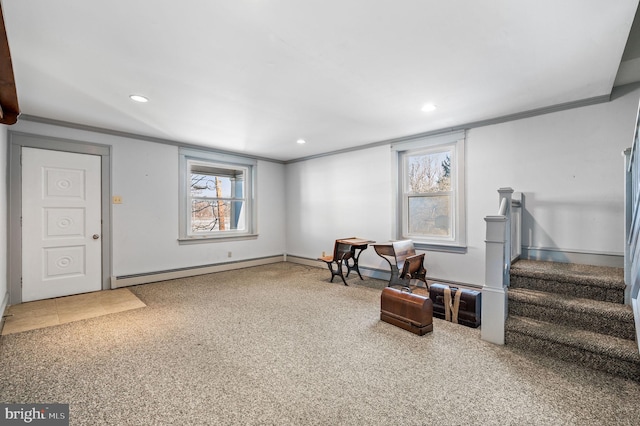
[93,234,100,240]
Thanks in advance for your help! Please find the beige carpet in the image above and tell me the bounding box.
[1,262,639,425]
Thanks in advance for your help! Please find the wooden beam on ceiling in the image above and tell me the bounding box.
[0,3,19,125]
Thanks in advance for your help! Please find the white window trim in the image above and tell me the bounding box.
[391,131,466,253]
[178,147,257,243]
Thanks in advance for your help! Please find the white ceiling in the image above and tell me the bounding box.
[3,0,639,161]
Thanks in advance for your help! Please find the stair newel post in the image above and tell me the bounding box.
[483,215,508,344]
[483,188,513,345]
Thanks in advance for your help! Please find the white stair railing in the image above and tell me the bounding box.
[482,188,521,345]
[624,116,640,352]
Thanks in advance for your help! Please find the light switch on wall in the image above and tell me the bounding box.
[112,195,123,204]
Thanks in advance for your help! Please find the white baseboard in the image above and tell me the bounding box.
[285,255,325,269]
[111,255,285,288]
[285,255,482,290]
[521,247,624,268]
[111,253,485,291]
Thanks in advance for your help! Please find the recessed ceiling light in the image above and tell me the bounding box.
[129,94,149,103]
[421,103,437,112]
[296,139,306,144]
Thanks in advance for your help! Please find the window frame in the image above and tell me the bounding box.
[179,148,257,243]
[392,131,466,253]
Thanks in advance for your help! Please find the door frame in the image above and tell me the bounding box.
[8,132,112,305]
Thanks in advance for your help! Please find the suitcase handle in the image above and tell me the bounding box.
[400,286,412,293]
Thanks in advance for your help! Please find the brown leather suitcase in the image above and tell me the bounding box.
[429,283,481,328]
[380,287,433,335]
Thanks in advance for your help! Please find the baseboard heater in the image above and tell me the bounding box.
[111,255,285,288]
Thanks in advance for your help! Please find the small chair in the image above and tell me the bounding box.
[399,252,427,288]
[393,240,428,289]
[374,240,428,289]
[318,240,354,285]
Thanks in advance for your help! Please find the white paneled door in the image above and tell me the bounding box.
[22,147,102,302]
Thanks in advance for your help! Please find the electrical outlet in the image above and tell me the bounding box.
[322,251,326,257]
[228,251,232,258]
[112,195,123,204]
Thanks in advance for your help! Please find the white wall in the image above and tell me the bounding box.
[6,85,640,289]
[111,138,287,276]
[0,124,8,314]
[469,97,637,256]
[285,86,640,286]
[9,120,287,278]
[285,145,393,268]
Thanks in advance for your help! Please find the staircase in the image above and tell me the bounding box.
[505,259,640,381]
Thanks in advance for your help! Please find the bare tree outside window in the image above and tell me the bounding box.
[190,169,243,233]
[179,149,255,240]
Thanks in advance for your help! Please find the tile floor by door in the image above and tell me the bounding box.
[1,289,146,335]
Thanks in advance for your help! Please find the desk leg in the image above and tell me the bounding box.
[377,257,404,287]
[324,260,349,286]
[336,261,348,286]
[388,266,405,287]
[345,245,367,280]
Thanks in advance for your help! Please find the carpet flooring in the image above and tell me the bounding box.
[1,262,639,425]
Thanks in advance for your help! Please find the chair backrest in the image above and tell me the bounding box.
[401,253,426,277]
[391,240,416,263]
[333,240,353,261]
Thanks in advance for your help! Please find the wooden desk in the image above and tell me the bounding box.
[337,238,375,280]
[372,243,399,286]
[319,237,375,285]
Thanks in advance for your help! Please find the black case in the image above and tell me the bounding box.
[429,283,481,328]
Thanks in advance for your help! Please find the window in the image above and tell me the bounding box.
[393,131,466,251]
[179,148,256,241]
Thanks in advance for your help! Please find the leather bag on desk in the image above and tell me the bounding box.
[380,287,433,335]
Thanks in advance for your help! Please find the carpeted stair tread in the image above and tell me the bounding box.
[507,260,638,380]
[508,288,636,340]
[508,287,633,319]
[510,260,624,289]
[509,260,625,303]
[506,315,640,364]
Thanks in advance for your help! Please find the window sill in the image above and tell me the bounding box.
[178,233,259,245]
[413,242,467,254]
